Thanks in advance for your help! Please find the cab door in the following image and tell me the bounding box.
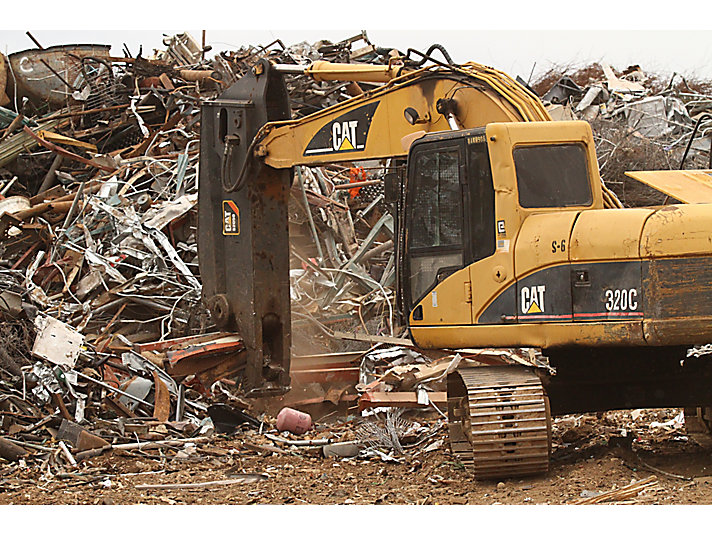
[404,139,471,325]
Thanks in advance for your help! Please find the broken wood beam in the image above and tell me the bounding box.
[332,330,413,347]
[576,475,658,504]
[358,391,447,411]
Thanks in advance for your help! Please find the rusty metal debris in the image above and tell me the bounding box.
[0,30,458,490]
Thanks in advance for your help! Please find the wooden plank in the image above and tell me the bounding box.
[358,391,446,411]
[152,371,171,422]
[332,331,413,347]
[576,476,658,504]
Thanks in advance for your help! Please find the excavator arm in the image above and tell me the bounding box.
[197,56,549,396]
[256,60,550,169]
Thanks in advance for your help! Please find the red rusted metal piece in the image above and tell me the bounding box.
[290,351,362,385]
[167,335,243,362]
[134,332,230,353]
[291,367,360,384]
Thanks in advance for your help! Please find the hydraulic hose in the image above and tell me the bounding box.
[408,44,456,67]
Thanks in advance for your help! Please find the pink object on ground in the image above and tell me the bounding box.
[276,407,312,434]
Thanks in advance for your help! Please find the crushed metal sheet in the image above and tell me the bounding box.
[32,315,84,367]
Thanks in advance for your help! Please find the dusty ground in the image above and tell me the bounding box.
[2,408,712,505]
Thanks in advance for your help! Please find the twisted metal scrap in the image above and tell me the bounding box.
[355,409,407,454]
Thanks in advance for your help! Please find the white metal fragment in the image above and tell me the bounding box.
[32,315,85,368]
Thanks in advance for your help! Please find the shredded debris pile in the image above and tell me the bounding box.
[0,30,453,487]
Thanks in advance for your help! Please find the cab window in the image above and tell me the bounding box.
[410,149,462,249]
[468,141,495,262]
[514,143,592,208]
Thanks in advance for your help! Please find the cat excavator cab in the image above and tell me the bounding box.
[198,52,712,479]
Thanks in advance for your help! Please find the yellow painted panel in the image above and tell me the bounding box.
[514,211,579,277]
[262,78,527,169]
[469,254,515,321]
[486,121,604,220]
[410,320,646,349]
[570,208,655,261]
[641,203,712,257]
[625,169,712,204]
[409,266,472,325]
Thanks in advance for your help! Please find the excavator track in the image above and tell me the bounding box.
[447,365,551,479]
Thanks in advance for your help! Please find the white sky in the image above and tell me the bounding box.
[2,2,712,83]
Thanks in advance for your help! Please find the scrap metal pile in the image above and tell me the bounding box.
[534,62,712,206]
[1,29,712,482]
[0,31,469,474]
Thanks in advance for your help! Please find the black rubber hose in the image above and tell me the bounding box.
[222,133,264,193]
[410,44,455,67]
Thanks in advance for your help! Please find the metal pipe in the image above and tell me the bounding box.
[271,64,308,75]
[272,60,403,83]
[1,176,18,196]
[679,113,712,170]
[73,370,154,409]
[38,154,63,194]
[306,60,402,83]
[446,114,460,131]
[25,31,44,49]
[3,437,54,452]
[175,384,185,422]
[178,69,216,82]
[89,296,129,316]
[297,167,324,260]
[127,296,175,313]
[334,179,382,190]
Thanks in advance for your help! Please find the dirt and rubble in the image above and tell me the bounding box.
[2,30,712,506]
[3,408,712,505]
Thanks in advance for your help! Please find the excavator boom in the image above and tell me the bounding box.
[258,61,549,169]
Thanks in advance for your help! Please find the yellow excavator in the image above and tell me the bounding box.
[198,48,712,479]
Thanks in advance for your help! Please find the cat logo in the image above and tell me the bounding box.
[521,285,545,314]
[303,101,380,157]
[222,200,240,236]
[332,121,358,151]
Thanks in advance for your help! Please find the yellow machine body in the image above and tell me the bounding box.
[256,62,550,169]
[231,59,712,356]
[408,120,712,350]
